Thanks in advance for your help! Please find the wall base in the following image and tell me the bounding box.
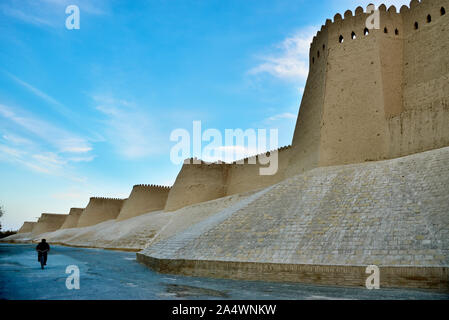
[136,253,449,292]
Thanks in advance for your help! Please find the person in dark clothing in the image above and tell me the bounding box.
[36,239,50,265]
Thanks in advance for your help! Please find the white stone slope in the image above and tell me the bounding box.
[140,146,449,267]
[2,191,255,250]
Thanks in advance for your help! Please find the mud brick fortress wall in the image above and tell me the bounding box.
[287,0,449,176]
[164,146,292,212]
[116,185,171,221]
[32,214,68,236]
[17,222,36,234]
[9,1,448,226]
[139,146,449,290]
[7,0,449,290]
[138,0,449,290]
[165,0,449,212]
[60,208,84,229]
[77,198,126,228]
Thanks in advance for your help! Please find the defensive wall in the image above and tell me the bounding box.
[164,146,291,212]
[116,185,171,221]
[60,208,84,229]
[166,1,449,213]
[139,146,449,290]
[287,0,449,176]
[77,197,126,228]
[32,214,68,236]
[17,222,36,234]
[9,0,449,290]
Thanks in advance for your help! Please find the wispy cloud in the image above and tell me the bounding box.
[0,144,25,158]
[0,141,89,180]
[0,104,93,180]
[248,26,317,83]
[93,95,165,159]
[0,5,54,27]
[50,190,89,201]
[67,155,96,162]
[40,0,108,15]
[0,143,51,174]
[5,72,77,120]
[0,0,108,28]
[2,133,33,146]
[0,104,91,154]
[32,152,66,166]
[266,112,297,122]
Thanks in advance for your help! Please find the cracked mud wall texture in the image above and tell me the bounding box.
[141,146,449,268]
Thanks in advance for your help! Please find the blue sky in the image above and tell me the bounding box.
[0,0,409,230]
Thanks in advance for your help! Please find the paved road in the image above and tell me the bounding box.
[0,244,447,300]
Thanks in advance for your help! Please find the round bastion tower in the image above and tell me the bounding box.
[288,0,449,175]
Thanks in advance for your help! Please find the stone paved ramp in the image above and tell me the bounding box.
[140,147,449,268]
[143,185,275,257]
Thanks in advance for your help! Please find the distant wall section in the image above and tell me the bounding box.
[32,214,68,236]
[18,222,36,234]
[164,162,227,212]
[117,185,170,221]
[77,198,126,228]
[226,147,292,196]
[60,208,84,229]
[165,147,292,212]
